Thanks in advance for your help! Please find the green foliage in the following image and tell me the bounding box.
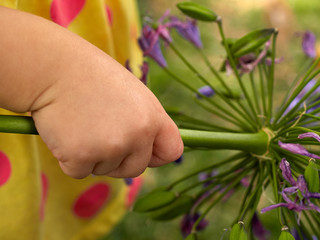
[149,194,194,221]
[133,187,176,212]
[304,161,320,193]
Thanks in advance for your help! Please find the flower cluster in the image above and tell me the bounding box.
[132,2,320,240]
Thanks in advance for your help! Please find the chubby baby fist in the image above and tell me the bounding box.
[31,48,183,179]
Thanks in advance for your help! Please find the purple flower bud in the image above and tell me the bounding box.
[279,158,296,186]
[180,213,208,237]
[302,31,316,59]
[196,85,215,98]
[278,141,320,159]
[252,213,269,240]
[170,17,203,48]
[298,132,320,142]
[138,25,167,68]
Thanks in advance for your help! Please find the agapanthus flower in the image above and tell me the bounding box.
[302,31,316,59]
[224,41,278,75]
[180,213,208,238]
[196,85,215,98]
[138,25,168,67]
[170,17,202,48]
[278,141,320,159]
[261,159,320,214]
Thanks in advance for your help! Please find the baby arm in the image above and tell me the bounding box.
[0,6,184,178]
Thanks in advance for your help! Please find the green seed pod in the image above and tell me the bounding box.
[133,187,176,213]
[278,230,295,240]
[231,28,275,58]
[176,2,218,22]
[304,160,320,193]
[149,194,194,221]
[230,222,248,240]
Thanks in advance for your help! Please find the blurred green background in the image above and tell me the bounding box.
[103,0,320,239]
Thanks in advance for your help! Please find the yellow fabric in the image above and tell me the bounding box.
[0,1,142,240]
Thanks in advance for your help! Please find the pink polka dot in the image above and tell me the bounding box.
[50,0,86,28]
[40,173,49,220]
[73,183,110,218]
[105,5,113,26]
[126,177,143,208]
[0,151,11,187]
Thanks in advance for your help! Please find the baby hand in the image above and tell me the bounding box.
[31,49,183,178]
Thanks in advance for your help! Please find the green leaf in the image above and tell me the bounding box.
[278,231,295,240]
[304,161,320,193]
[149,194,194,221]
[230,28,275,58]
[133,188,176,213]
[177,2,218,22]
[230,222,248,240]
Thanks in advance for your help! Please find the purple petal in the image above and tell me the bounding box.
[138,25,167,68]
[279,158,297,186]
[302,31,316,59]
[278,141,320,159]
[261,203,289,213]
[283,186,298,194]
[298,132,320,142]
[196,85,215,98]
[308,192,320,199]
[297,175,309,197]
[309,203,320,212]
[170,17,203,48]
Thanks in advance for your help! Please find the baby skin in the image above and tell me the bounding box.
[0,6,184,179]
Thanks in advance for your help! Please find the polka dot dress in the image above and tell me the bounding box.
[0,1,142,239]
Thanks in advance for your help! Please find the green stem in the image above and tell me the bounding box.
[0,115,38,134]
[267,31,278,125]
[258,65,267,122]
[167,152,247,189]
[169,43,258,130]
[198,48,233,97]
[273,61,320,126]
[163,67,254,131]
[249,71,261,125]
[180,129,269,154]
[217,18,259,125]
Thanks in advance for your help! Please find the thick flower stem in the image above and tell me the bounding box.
[0,115,269,155]
[180,129,269,155]
[0,115,38,134]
